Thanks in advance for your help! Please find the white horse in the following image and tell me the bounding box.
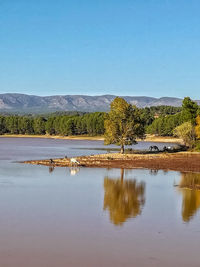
[70,158,80,166]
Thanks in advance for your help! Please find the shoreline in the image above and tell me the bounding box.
[0,134,181,143]
[0,134,104,141]
[22,152,200,173]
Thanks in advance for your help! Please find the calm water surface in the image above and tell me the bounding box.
[0,138,200,267]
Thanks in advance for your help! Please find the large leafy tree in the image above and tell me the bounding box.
[104,97,145,153]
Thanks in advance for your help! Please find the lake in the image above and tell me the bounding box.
[0,138,200,267]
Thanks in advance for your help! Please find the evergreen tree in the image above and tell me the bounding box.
[181,97,198,124]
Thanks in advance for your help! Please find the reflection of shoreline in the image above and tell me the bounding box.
[103,169,145,226]
[178,173,200,222]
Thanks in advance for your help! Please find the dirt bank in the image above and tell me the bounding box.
[22,152,200,173]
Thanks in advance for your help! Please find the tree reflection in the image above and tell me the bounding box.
[103,169,145,226]
[179,172,200,222]
[149,169,158,176]
[49,166,55,173]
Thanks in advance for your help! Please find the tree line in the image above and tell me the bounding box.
[1,97,200,151]
[146,97,200,149]
[0,112,105,136]
[0,105,181,137]
[146,97,200,137]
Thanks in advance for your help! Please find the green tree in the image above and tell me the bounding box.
[5,116,19,134]
[140,107,154,127]
[18,117,34,134]
[181,97,198,124]
[45,117,56,135]
[0,116,6,134]
[65,118,75,135]
[104,97,145,153]
[146,112,183,136]
[33,117,46,135]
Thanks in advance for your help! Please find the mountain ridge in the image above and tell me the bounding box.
[0,93,199,113]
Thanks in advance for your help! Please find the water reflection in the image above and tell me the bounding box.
[103,169,146,226]
[178,172,200,222]
[69,167,80,176]
[149,169,158,176]
[49,166,55,173]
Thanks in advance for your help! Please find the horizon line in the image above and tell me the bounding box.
[0,92,190,100]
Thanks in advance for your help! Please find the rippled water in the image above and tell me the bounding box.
[0,138,200,267]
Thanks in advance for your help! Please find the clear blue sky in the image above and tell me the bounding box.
[0,0,199,98]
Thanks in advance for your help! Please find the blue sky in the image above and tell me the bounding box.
[0,0,200,98]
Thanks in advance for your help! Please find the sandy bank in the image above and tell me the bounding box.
[22,152,200,173]
[0,134,104,141]
[0,134,181,143]
[140,135,182,143]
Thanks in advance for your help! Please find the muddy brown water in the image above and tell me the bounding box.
[0,138,200,267]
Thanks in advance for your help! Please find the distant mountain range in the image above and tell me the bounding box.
[0,93,199,113]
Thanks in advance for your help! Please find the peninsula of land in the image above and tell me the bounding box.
[22,152,200,173]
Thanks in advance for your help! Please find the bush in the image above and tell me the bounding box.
[173,122,196,148]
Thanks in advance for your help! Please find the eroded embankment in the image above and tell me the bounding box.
[22,152,200,173]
